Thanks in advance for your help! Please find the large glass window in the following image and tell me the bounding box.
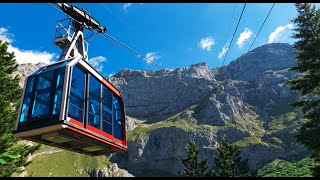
[113,96,122,140]
[102,86,113,135]
[88,75,101,129]
[19,76,35,122]
[68,65,86,123]
[31,70,54,117]
[53,68,65,115]
[18,66,66,127]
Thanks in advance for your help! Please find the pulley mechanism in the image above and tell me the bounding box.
[54,3,107,61]
[56,3,107,33]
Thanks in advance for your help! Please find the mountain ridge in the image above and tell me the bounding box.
[15,43,308,177]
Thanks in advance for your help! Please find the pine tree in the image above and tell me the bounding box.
[214,135,250,177]
[286,3,320,176]
[178,138,212,177]
[0,40,40,177]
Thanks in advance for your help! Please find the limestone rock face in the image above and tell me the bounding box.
[109,62,215,119]
[87,164,134,177]
[14,62,47,88]
[215,43,296,82]
[108,43,308,176]
[16,43,309,177]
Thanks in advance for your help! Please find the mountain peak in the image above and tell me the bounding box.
[216,43,296,82]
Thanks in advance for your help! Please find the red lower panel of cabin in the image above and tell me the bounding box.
[14,121,127,156]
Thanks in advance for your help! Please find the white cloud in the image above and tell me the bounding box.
[89,56,107,72]
[0,27,55,64]
[218,44,229,59]
[199,37,215,51]
[108,72,115,77]
[0,27,14,43]
[123,3,132,11]
[237,28,253,48]
[123,3,143,11]
[268,24,294,43]
[145,52,160,64]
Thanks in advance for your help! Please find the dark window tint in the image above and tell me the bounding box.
[53,68,65,115]
[88,75,101,129]
[31,70,54,117]
[68,65,86,123]
[20,76,35,122]
[102,86,113,135]
[113,96,122,140]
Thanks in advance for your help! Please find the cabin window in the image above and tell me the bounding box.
[19,66,66,123]
[31,70,54,117]
[88,75,101,129]
[68,65,86,123]
[53,68,65,115]
[102,86,113,135]
[113,96,122,140]
[19,76,35,122]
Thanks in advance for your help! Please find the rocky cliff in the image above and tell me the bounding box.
[15,43,308,177]
[107,43,308,176]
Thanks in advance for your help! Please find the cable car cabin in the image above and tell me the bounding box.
[13,56,127,156]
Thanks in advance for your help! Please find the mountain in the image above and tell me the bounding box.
[108,43,307,176]
[14,43,308,177]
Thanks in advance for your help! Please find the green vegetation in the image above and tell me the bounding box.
[214,135,252,177]
[13,144,112,177]
[257,157,320,177]
[178,135,256,177]
[232,136,266,148]
[178,139,212,177]
[285,3,320,176]
[0,40,40,177]
[0,152,20,165]
[127,117,229,142]
[267,112,297,134]
[264,68,291,74]
[229,115,264,136]
[268,137,283,145]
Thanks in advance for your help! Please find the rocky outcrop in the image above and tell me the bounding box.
[108,43,308,176]
[14,62,47,88]
[109,62,215,119]
[215,43,296,82]
[87,164,134,177]
[16,43,308,177]
[111,126,219,176]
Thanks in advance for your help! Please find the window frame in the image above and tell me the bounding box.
[17,66,67,131]
[65,62,125,143]
[87,74,102,130]
[67,64,87,125]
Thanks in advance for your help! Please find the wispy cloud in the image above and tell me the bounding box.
[237,28,253,48]
[268,24,293,43]
[108,72,115,77]
[0,27,55,64]
[218,44,229,59]
[0,27,14,43]
[198,37,215,51]
[89,56,107,72]
[145,52,160,64]
[123,3,143,11]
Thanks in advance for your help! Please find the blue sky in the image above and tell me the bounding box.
[0,3,318,77]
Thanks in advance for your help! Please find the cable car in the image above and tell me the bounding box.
[13,3,126,156]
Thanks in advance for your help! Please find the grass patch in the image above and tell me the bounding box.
[257,157,319,177]
[229,114,264,136]
[232,136,266,148]
[264,68,290,74]
[19,145,112,177]
[267,112,297,134]
[127,118,230,142]
[268,136,283,144]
